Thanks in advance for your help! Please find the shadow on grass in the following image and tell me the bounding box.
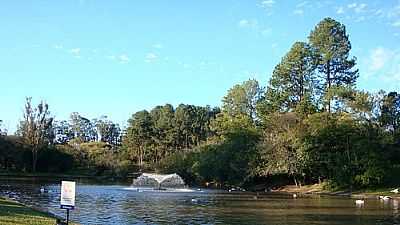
[0,198,56,225]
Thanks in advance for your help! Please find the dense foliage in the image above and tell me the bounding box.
[1,17,400,189]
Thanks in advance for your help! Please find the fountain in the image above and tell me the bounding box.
[132,173,186,190]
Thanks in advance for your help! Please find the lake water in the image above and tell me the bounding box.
[1,178,400,225]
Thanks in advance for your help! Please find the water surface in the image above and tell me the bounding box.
[0,178,399,225]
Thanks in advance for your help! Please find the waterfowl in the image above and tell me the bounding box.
[355,199,364,205]
[379,196,391,201]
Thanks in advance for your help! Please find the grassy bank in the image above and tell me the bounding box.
[0,197,65,225]
[276,183,400,199]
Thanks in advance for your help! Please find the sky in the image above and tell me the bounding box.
[1,0,400,133]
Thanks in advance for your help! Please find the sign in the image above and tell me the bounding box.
[60,181,75,210]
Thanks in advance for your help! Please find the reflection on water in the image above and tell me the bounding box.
[1,178,400,225]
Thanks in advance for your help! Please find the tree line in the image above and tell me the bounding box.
[1,17,400,190]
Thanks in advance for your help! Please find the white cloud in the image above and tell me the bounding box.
[145,53,158,63]
[238,19,258,29]
[152,43,163,49]
[53,44,63,49]
[261,0,274,8]
[69,48,81,58]
[369,47,394,71]
[260,0,275,15]
[347,3,357,9]
[355,16,365,22]
[374,9,384,17]
[387,4,400,19]
[363,48,400,90]
[345,3,367,13]
[355,3,367,13]
[392,20,400,27]
[296,1,308,8]
[118,54,130,63]
[293,9,304,15]
[336,6,345,14]
[238,19,249,27]
[107,55,116,60]
[261,28,272,36]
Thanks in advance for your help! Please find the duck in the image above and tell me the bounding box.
[379,196,391,201]
[390,188,399,194]
[355,199,365,205]
[191,198,199,203]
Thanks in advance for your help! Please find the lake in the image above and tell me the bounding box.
[0,177,399,225]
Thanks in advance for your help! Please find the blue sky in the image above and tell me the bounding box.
[1,0,400,132]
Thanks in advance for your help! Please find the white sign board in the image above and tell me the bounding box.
[60,181,75,210]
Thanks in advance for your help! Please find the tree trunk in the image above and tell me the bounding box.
[326,60,331,113]
[32,147,37,173]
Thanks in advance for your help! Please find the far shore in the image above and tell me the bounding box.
[0,171,133,181]
[274,183,400,200]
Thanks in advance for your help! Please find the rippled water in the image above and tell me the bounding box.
[1,178,400,225]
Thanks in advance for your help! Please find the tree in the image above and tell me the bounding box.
[309,17,359,112]
[69,112,96,142]
[18,97,54,172]
[53,120,74,144]
[0,120,6,136]
[263,42,317,114]
[123,110,154,169]
[222,79,264,121]
[380,92,400,135]
[255,112,307,186]
[94,116,121,146]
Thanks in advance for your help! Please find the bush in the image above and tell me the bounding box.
[37,146,74,172]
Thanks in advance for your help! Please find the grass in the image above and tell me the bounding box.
[0,198,67,225]
[277,182,400,199]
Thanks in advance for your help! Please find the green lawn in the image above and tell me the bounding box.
[0,198,61,225]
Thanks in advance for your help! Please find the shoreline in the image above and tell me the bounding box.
[0,172,132,182]
[273,184,400,200]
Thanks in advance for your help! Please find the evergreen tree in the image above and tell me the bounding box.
[264,42,317,114]
[309,17,359,112]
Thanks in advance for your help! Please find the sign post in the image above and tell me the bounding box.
[60,181,75,225]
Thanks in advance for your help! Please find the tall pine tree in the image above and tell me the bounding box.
[309,17,359,112]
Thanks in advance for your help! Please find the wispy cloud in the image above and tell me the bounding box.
[362,47,400,90]
[53,44,63,49]
[296,1,309,8]
[69,48,81,58]
[145,53,158,63]
[369,47,393,71]
[347,3,357,9]
[355,3,367,13]
[152,43,163,49]
[336,6,345,14]
[259,0,275,15]
[346,2,367,13]
[261,0,274,8]
[392,20,400,27]
[293,9,304,15]
[238,19,258,29]
[118,54,130,63]
[237,19,272,38]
